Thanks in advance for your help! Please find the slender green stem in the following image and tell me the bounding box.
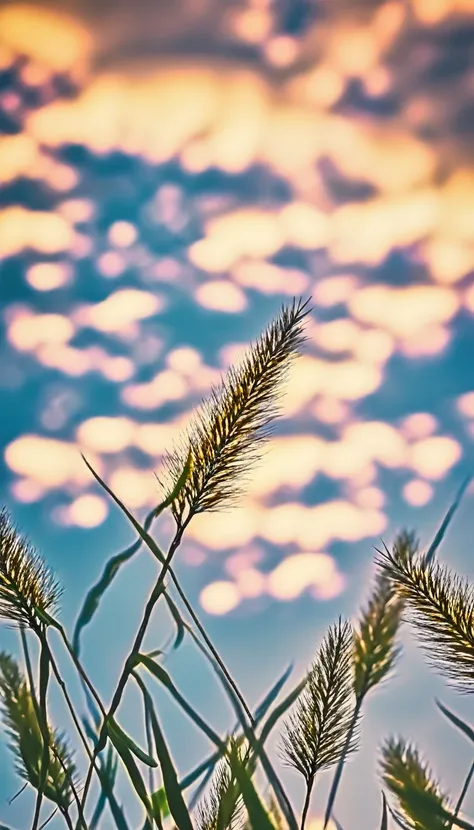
[168,570,254,724]
[33,628,92,830]
[37,632,93,829]
[77,520,189,820]
[323,695,363,829]
[301,775,315,830]
[31,628,51,830]
[21,627,52,829]
[38,807,58,830]
[452,760,474,828]
[57,627,107,717]
[58,805,74,830]
[104,511,296,829]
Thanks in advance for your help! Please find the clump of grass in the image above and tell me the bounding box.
[0,296,473,830]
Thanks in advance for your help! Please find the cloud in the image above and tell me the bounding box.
[72,289,165,335]
[0,207,73,257]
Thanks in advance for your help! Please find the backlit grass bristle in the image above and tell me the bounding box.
[156,296,312,524]
[376,532,474,693]
[0,651,78,811]
[279,618,357,783]
[380,737,451,830]
[353,564,405,701]
[0,508,62,629]
[195,748,245,830]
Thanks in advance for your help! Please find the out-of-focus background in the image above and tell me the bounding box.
[1,0,474,827]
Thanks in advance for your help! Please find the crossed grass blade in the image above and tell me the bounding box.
[73,452,192,657]
[185,662,295,810]
[182,664,302,820]
[133,671,192,830]
[227,742,276,830]
[106,726,156,828]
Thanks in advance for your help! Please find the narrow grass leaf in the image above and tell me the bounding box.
[90,747,118,830]
[387,804,413,830]
[107,728,153,825]
[151,789,170,820]
[255,676,307,754]
[139,681,193,830]
[228,748,275,830]
[254,664,293,723]
[73,452,191,655]
[72,506,155,656]
[182,632,298,830]
[81,457,166,567]
[162,593,186,650]
[184,664,299,802]
[96,758,131,830]
[425,477,472,565]
[436,700,474,744]
[107,718,157,768]
[135,655,223,749]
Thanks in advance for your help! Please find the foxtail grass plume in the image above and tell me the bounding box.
[323,559,405,829]
[353,565,405,701]
[376,532,474,693]
[279,618,357,785]
[380,737,451,830]
[156,297,312,524]
[0,508,61,629]
[263,793,285,830]
[0,651,78,811]
[195,748,245,830]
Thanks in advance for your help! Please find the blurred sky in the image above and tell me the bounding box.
[1,0,474,828]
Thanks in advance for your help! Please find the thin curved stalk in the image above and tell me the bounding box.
[21,627,93,830]
[31,628,51,830]
[452,761,474,829]
[77,520,190,820]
